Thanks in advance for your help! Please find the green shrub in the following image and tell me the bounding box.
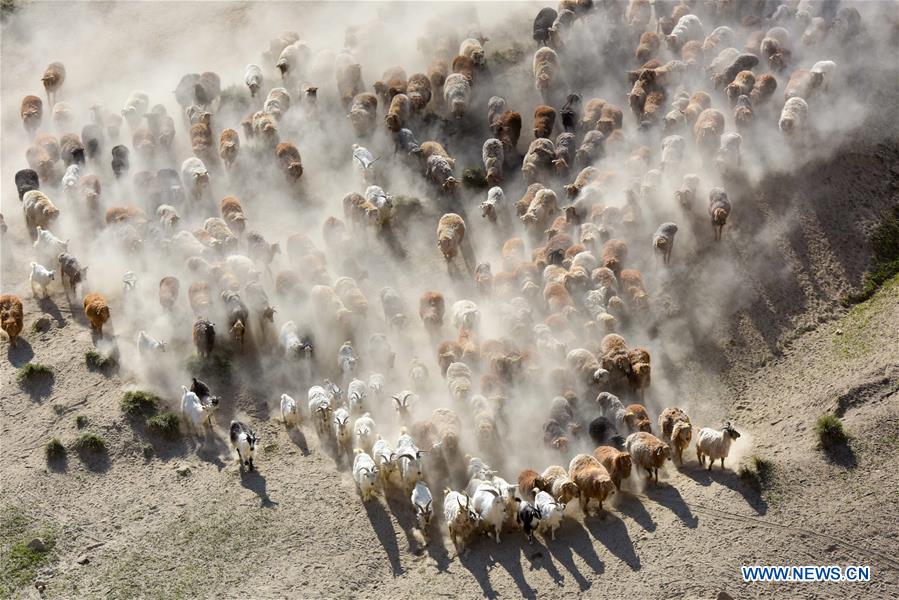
[739,456,774,493]
[72,433,106,453]
[0,533,55,596]
[120,391,160,417]
[85,350,115,370]
[17,363,52,382]
[45,438,66,461]
[75,415,88,429]
[815,413,849,449]
[147,412,180,440]
[847,205,899,303]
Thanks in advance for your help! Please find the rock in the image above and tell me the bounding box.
[76,555,89,565]
[34,580,47,593]
[33,316,51,332]
[175,465,191,476]
[27,538,46,552]
[716,592,734,600]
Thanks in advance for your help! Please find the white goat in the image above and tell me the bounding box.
[308,386,333,437]
[411,481,434,539]
[471,481,506,543]
[347,378,367,414]
[333,407,352,455]
[29,262,55,298]
[444,490,479,552]
[396,429,424,489]
[33,227,68,258]
[136,330,166,353]
[372,436,397,484]
[534,489,565,540]
[451,299,480,332]
[181,386,219,434]
[280,393,300,427]
[696,422,742,470]
[352,450,379,501]
[354,413,376,454]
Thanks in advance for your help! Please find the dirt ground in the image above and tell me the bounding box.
[2,2,899,599]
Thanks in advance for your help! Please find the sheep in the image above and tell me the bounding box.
[566,348,608,387]
[22,191,59,239]
[625,431,671,483]
[275,142,303,180]
[29,262,55,299]
[436,213,466,261]
[750,73,777,105]
[624,403,651,433]
[180,157,209,201]
[726,70,755,106]
[540,465,579,504]
[181,386,219,434]
[443,73,471,118]
[154,276,180,311]
[636,31,660,63]
[83,293,110,336]
[41,62,65,106]
[427,155,458,193]
[276,40,311,80]
[666,14,703,51]
[517,469,546,503]
[385,93,411,132]
[495,111,522,155]
[596,391,629,433]
[601,239,628,275]
[15,169,40,200]
[693,108,725,158]
[482,138,504,187]
[243,63,263,97]
[708,187,731,241]
[228,421,258,471]
[696,422,741,470]
[264,87,291,120]
[471,481,506,543]
[522,138,556,184]
[533,47,560,103]
[0,295,24,346]
[405,73,432,111]
[396,429,426,489]
[393,128,421,157]
[652,222,678,266]
[714,53,759,90]
[715,132,742,172]
[444,490,480,552]
[20,95,43,135]
[810,60,836,91]
[658,407,692,466]
[348,92,378,137]
[684,91,711,126]
[660,135,685,173]
[136,330,166,353]
[779,97,808,136]
[593,446,632,491]
[432,407,462,456]
[411,481,434,538]
[569,454,615,515]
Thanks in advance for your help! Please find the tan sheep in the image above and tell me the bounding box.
[0,294,24,346]
[540,465,580,504]
[569,453,615,514]
[658,407,692,466]
[593,446,632,490]
[83,293,110,336]
[625,431,671,484]
[436,213,466,260]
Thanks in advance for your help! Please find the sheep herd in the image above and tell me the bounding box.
[1,0,875,555]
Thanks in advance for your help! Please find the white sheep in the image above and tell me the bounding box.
[596,392,628,433]
[451,300,480,332]
[480,186,505,222]
[354,413,376,454]
[352,144,378,185]
[696,422,742,470]
[136,330,167,353]
[444,490,479,552]
[181,386,219,434]
[352,449,379,501]
[337,341,358,379]
[244,64,263,97]
[307,386,333,437]
[280,393,300,427]
[180,157,209,201]
[29,262,55,298]
[33,226,68,259]
[534,489,565,540]
[810,60,836,90]
[411,481,434,538]
[779,97,808,135]
[443,73,471,118]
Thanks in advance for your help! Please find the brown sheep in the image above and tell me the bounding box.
[159,276,180,311]
[495,111,522,154]
[684,91,711,125]
[275,142,303,180]
[624,403,652,433]
[22,191,59,239]
[658,407,693,466]
[420,291,445,336]
[25,145,54,182]
[750,73,777,105]
[601,239,628,275]
[372,66,407,105]
[436,213,465,260]
[568,453,615,514]
[385,93,411,132]
[0,294,24,346]
[544,282,574,314]
[432,408,462,453]
[693,108,725,158]
[220,196,247,236]
[518,469,547,502]
[219,129,240,167]
[636,31,660,63]
[593,446,632,490]
[784,68,821,100]
[597,103,623,135]
[437,340,462,376]
[42,62,65,106]
[625,431,671,484]
[501,237,526,271]
[406,73,432,111]
[105,205,148,227]
[579,98,605,130]
[725,71,755,106]
[20,95,43,135]
[540,465,580,504]
[348,92,378,137]
[336,60,365,111]
[680,39,702,67]
[83,293,110,335]
[188,281,213,317]
[533,105,556,140]
[627,348,652,399]
[619,269,647,309]
[427,59,448,104]
[451,55,475,83]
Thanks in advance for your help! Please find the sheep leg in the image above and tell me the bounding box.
[248,457,254,471]
[236,448,243,468]
[720,458,725,470]
[495,527,501,544]
[31,281,38,298]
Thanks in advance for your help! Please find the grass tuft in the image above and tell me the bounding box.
[72,433,106,453]
[17,363,52,382]
[120,391,160,417]
[846,205,899,304]
[85,350,116,370]
[815,413,849,450]
[75,415,88,429]
[147,412,181,440]
[45,438,66,461]
[0,533,55,596]
[739,456,775,493]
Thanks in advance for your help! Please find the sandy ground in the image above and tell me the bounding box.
[2,2,899,599]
